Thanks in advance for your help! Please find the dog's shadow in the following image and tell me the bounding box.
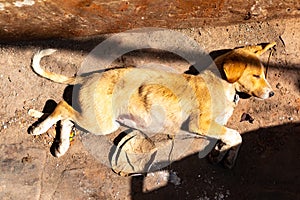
[130,123,300,200]
[184,49,232,75]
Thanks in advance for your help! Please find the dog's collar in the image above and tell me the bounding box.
[233,93,240,104]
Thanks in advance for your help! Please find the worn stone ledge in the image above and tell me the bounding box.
[0,0,299,41]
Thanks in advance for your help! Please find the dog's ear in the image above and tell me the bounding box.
[223,61,246,83]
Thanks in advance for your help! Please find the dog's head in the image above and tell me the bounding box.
[222,52,274,99]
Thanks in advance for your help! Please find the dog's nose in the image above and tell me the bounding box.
[269,91,275,97]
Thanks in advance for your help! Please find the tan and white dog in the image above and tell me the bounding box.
[29,42,276,168]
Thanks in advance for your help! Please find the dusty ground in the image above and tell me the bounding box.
[1,17,300,200]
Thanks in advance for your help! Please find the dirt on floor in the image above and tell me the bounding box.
[0,17,300,200]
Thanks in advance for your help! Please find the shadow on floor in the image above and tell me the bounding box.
[130,123,300,200]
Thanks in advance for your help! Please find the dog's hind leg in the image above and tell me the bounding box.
[28,107,74,157]
[53,119,74,157]
[29,100,78,136]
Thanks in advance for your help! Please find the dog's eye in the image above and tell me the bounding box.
[253,74,260,78]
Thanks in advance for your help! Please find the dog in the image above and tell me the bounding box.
[29,42,276,169]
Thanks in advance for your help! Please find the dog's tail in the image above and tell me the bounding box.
[32,49,78,85]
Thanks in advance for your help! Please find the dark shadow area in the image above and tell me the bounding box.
[209,49,232,60]
[0,37,212,71]
[130,123,300,200]
[118,49,193,66]
[0,37,107,53]
[0,37,202,62]
[63,85,74,106]
[2,38,300,79]
[184,49,232,75]
[41,99,58,113]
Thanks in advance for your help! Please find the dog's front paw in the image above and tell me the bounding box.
[222,145,241,169]
[208,141,227,164]
[208,140,241,168]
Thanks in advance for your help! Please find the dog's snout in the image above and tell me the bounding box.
[269,91,275,98]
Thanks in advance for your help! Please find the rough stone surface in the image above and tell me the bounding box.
[0,0,299,41]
